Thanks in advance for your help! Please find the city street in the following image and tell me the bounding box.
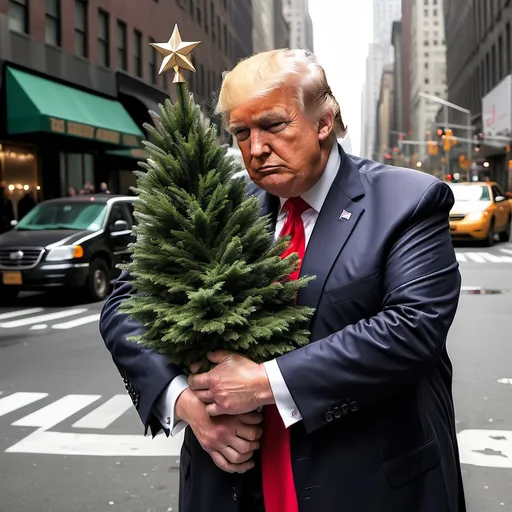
[0,242,511,512]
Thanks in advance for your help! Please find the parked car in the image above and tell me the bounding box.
[0,195,136,303]
[447,181,511,246]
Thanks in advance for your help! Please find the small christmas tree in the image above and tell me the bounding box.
[120,26,315,372]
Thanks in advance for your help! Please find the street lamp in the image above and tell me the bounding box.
[416,162,422,168]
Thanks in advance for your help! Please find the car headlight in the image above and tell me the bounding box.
[466,211,486,221]
[45,245,84,261]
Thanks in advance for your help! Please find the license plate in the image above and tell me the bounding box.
[2,271,22,286]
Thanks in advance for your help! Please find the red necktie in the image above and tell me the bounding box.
[261,196,311,512]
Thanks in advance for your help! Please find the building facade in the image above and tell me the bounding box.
[252,0,289,53]
[410,0,447,159]
[0,0,248,216]
[361,0,401,160]
[377,64,395,162]
[444,0,512,189]
[282,0,313,51]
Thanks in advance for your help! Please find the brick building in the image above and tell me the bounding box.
[0,0,251,213]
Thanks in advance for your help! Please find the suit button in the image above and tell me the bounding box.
[350,401,359,412]
[334,407,341,419]
[231,487,238,502]
[325,411,334,423]
[341,404,349,415]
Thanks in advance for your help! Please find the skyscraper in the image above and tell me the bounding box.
[361,0,402,159]
[282,0,314,51]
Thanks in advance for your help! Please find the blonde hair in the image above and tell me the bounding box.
[215,49,347,137]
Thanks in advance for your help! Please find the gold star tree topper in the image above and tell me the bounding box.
[150,24,201,83]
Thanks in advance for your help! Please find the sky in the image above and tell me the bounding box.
[308,0,373,156]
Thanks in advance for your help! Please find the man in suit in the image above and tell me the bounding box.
[100,49,466,512]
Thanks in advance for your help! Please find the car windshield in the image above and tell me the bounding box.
[448,184,491,201]
[15,202,108,231]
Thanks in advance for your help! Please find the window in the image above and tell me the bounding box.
[9,0,29,34]
[98,9,110,67]
[149,37,157,84]
[134,29,142,77]
[45,0,61,46]
[117,20,127,70]
[75,0,88,57]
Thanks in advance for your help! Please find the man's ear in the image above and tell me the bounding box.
[318,111,335,141]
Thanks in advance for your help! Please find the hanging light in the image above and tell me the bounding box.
[23,185,29,191]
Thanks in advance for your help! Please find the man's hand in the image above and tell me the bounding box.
[188,351,274,416]
[176,387,263,474]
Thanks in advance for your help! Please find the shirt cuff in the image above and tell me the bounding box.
[154,375,190,437]
[263,359,303,428]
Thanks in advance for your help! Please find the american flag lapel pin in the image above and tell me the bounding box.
[339,209,352,221]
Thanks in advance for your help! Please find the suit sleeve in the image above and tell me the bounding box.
[277,180,461,434]
[99,270,184,436]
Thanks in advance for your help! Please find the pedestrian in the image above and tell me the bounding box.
[98,182,110,194]
[68,186,77,197]
[17,190,36,220]
[100,49,465,512]
[0,185,15,233]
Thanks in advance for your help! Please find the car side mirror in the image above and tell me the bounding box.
[111,219,129,234]
[495,195,506,203]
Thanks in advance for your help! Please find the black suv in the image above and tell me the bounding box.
[0,195,136,303]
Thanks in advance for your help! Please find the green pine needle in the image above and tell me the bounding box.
[119,82,316,370]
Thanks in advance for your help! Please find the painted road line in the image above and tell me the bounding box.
[457,429,512,469]
[500,248,512,255]
[0,309,87,329]
[72,395,133,430]
[12,394,101,429]
[464,253,490,263]
[0,308,44,321]
[456,253,467,263]
[0,392,48,417]
[5,428,185,457]
[52,313,101,330]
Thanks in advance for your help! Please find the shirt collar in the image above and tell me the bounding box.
[279,139,341,213]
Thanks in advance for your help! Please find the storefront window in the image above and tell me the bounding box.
[60,152,94,196]
[0,142,39,220]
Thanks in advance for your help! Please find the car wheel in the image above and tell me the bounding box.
[85,258,111,302]
[0,287,19,306]
[484,219,495,247]
[499,216,511,243]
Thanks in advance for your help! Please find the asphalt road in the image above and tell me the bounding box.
[0,241,511,512]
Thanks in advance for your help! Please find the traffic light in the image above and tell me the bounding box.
[427,141,439,155]
[443,129,457,151]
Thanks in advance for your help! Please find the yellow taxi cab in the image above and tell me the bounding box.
[446,181,511,246]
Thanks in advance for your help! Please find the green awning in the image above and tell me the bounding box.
[6,67,143,148]
[106,148,148,160]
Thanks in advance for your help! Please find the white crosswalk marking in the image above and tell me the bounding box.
[1,391,185,457]
[12,394,101,429]
[0,308,44,320]
[52,313,101,330]
[500,248,512,255]
[0,308,88,329]
[464,253,488,263]
[0,392,48,417]
[456,253,467,262]
[72,395,132,429]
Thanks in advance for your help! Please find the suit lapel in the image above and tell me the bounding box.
[298,149,365,309]
[249,182,279,233]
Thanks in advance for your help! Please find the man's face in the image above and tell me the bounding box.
[229,87,330,197]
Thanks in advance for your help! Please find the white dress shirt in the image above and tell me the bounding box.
[155,140,341,435]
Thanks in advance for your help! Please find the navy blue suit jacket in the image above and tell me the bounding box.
[100,146,466,512]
